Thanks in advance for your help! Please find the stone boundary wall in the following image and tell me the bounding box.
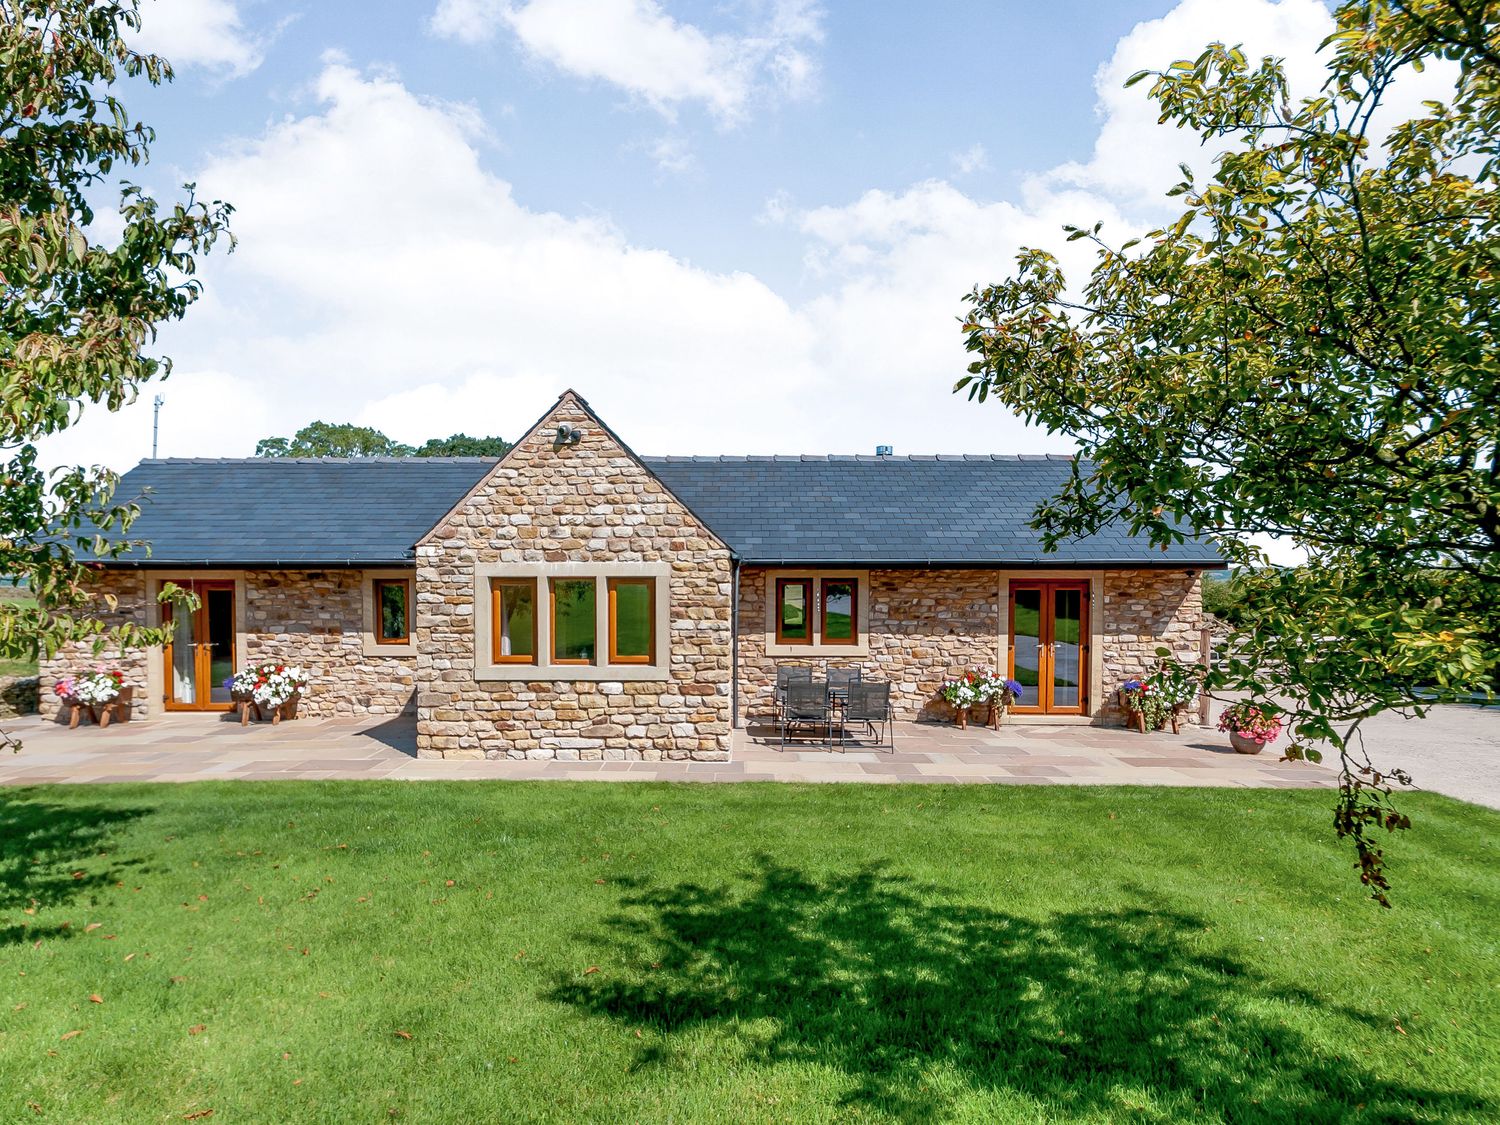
[414,393,733,761]
[0,675,39,718]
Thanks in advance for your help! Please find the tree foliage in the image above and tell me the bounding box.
[1,0,234,749]
[254,422,511,458]
[412,432,512,457]
[254,421,410,458]
[958,0,1498,903]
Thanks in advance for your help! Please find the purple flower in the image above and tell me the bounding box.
[222,676,236,692]
[1004,679,1023,700]
[1123,680,1143,692]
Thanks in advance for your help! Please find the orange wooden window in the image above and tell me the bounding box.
[550,578,597,665]
[492,579,538,664]
[775,578,813,645]
[374,578,411,644]
[820,579,858,645]
[607,578,655,664]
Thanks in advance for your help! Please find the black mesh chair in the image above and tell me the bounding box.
[838,682,894,752]
[774,664,814,723]
[826,665,862,693]
[781,681,833,748]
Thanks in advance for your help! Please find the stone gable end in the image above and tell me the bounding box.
[414,392,733,761]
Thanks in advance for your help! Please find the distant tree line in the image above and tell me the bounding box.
[254,422,512,459]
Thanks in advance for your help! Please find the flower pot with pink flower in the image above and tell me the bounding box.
[1217,701,1283,754]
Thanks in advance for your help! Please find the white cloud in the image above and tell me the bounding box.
[647,134,695,174]
[1036,0,1458,218]
[429,0,823,123]
[133,0,266,77]
[951,143,988,175]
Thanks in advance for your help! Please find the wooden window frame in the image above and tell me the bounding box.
[373,578,411,645]
[491,578,538,665]
[607,577,655,665]
[549,577,597,666]
[819,578,859,646]
[775,578,814,646]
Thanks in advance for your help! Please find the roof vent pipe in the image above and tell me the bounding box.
[875,445,894,457]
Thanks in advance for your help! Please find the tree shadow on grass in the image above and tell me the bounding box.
[0,789,152,946]
[550,859,1487,1122]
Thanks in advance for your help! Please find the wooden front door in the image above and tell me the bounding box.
[163,583,236,711]
[1007,581,1089,715]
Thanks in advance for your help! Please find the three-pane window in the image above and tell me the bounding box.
[375,578,410,644]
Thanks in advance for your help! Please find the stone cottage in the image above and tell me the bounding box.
[38,391,1223,759]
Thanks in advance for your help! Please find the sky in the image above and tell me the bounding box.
[32,0,1451,471]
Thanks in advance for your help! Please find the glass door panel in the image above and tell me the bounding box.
[168,607,197,705]
[1051,587,1082,710]
[1011,588,1042,702]
[206,587,234,703]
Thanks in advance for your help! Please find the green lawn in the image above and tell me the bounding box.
[2,784,1496,1123]
[0,593,38,677]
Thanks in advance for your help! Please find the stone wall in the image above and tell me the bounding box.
[37,569,416,720]
[244,570,415,717]
[737,568,1002,724]
[37,569,151,720]
[737,567,1205,726]
[414,392,733,761]
[1,676,39,718]
[1099,568,1205,723]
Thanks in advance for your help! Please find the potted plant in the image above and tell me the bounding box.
[55,667,132,728]
[938,667,988,728]
[983,675,1024,728]
[227,661,310,725]
[1117,679,1165,733]
[1145,656,1203,734]
[1217,701,1283,754]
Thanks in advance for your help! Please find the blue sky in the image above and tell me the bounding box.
[45,0,1430,473]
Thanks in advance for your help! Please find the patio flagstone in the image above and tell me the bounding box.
[0,713,1335,789]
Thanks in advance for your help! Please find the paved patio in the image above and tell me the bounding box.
[0,712,1333,788]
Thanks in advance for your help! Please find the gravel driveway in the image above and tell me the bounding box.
[1314,703,1500,810]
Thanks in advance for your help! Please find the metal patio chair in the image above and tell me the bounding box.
[837,681,894,752]
[781,681,833,748]
[774,664,814,723]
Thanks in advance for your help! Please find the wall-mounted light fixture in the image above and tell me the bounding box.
[554,424,584,447]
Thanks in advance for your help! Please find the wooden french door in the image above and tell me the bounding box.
[163,582,236,711]
[1007,581,1089,715]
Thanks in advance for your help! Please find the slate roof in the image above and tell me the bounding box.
[89,457,500,567]
[643,455,1225,567]
[88,454,1224,569]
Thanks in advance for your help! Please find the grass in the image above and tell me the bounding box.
[1,783,1496,1123]
[0,591,38,677]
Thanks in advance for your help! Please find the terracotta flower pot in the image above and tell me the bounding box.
[1229,731,1264,755]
